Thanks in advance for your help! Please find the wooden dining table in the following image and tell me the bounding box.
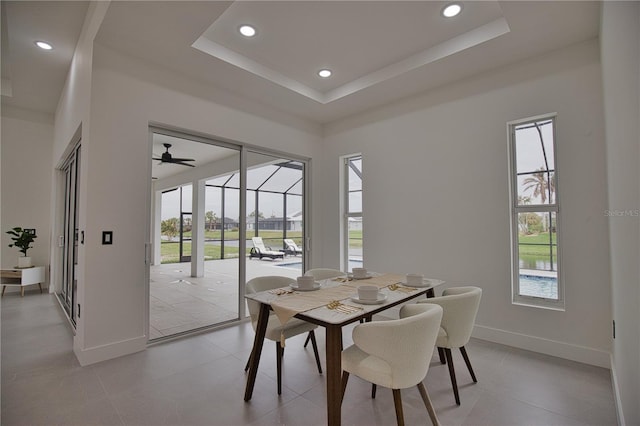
[243,273,445,426]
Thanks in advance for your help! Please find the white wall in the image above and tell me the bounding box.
[322,40,611,367]
[69,43,322,364]
[601,2,640,424]
[1,108,54,289]
[50,1,110,361]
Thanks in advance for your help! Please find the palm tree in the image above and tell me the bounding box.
[161,217,179,240]
[522,169,555,204]
[205,211,218,231]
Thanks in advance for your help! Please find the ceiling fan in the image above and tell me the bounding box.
[153,143,195,167]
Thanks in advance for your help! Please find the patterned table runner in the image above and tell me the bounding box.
[270,273,405,325]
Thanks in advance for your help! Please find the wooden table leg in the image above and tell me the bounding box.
[1,285,5,297]
[244,303,270,401]
[38,283,43,293]
[326,325,343,426]
[21,287,24,297]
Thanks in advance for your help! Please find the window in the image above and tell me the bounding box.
[343,155,363,272]
[508,114,562,309]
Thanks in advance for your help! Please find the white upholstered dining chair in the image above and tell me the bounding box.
[341,303,443,426]
[245,276,323,394]
[418,286,482,405]
[304,268,346,280]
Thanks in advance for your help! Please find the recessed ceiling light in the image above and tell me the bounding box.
[35,41,53,50]
[239,25,256,37]
[318,69,332,78]
[442,3,462,18]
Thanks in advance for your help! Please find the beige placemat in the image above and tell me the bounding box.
[271,285,356,325]
[347,273,405,289]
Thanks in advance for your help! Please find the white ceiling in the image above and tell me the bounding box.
[1,1,88,114]
[2,1,600,124]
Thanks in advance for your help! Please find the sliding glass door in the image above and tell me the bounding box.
[150,131,241,340]
[59,144,81,326]
[148,128,307,340]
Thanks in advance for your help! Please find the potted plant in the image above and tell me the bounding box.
[6,227,37,268]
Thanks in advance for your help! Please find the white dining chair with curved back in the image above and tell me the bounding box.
[245,276,323,394]
[341,303,443,426]
[418,286,482,405]
[304,268,346,280]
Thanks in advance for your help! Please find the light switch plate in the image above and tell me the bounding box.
[102,231,113,245]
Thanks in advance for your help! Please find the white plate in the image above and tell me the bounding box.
[400,278,442,288]
[347,273,375,280]
[350,293,388,305]
[290,282,321,291]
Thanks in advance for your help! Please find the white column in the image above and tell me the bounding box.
[191,179,206,277]
[152,190,162,265]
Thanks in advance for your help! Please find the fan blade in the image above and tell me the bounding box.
[173,161,195,167]
[169,157,195,162]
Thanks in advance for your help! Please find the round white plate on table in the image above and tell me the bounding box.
[350,293,387,304]
[290,282,321,291]
[400,278,443,288]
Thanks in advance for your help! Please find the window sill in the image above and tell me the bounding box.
[512,298,565,312]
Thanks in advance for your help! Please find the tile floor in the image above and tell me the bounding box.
[1,292,618,425]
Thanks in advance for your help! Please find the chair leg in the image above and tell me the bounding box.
[437,347,446,364]
[460,346,477,383]
[417,382,440,426]
[392,389,405,426]
[276,342,284,395]
[303,331,312,348]
[368,307,378,400]
[341,371,349,404]
[444,348,460,405]
[309,330,323,374]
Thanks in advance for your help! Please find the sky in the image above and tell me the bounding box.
[514,119,555,205]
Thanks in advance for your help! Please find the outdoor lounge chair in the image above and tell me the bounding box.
[250,237,285,260]
[283,239,303,256]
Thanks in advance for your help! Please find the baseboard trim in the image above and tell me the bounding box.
[74,335,147,366]
[610,354,626,426]
[473,324,610,368]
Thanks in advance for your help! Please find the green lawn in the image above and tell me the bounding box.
[518,232,556,257]
[348,230,363,248]
[160,231,305,264]
[160,242,243,264]
[164,230,553,265]
[181,230,302,241]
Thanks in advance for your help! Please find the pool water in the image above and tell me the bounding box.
[519,274,558,299]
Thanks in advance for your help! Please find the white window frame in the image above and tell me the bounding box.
[341,154,363,272]
[508,113,564,310]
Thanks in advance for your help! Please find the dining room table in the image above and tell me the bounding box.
[243,272,445,426]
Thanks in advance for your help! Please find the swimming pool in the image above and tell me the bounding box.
[519,274,558,299]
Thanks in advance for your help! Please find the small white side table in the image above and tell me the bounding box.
[1,266,46,297]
